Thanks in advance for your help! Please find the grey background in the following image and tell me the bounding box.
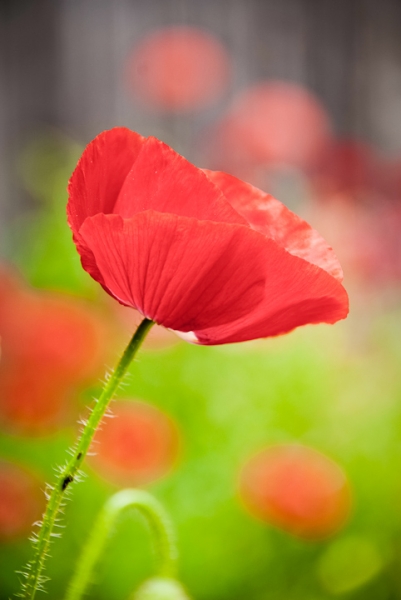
[1,0,401,243]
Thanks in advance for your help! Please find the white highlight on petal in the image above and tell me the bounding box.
[170,329,199,344]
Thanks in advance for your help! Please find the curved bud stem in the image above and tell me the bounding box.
[18,318,155,600]
[65,489,178,600]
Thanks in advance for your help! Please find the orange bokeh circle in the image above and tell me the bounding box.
[90,400,180,486]
[240,444,352,539]
[0,460,44,541]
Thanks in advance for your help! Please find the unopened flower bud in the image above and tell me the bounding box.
[132,577,190,600]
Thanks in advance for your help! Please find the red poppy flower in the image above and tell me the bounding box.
[0,266,110,432]
[0,362,70,432]
[377,156,401,202]
[0,460,44,541]
[89,400,179,486]
[202,82,331,175]
[311,138,382,202]
[310,197,401,287]
[240,444,352,539]
[0,268,108,384]
[126,26,231,112]
[67,127,348,345]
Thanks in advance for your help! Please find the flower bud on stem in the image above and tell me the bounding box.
[65,489,178,600]
[18,318,155,600]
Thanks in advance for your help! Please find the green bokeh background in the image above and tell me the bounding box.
[1,133,401,600]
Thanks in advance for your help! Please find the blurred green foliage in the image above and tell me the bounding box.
[1,131,401,600]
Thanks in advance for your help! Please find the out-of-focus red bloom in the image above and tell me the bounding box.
[0,460,43,541]
[312,138,401,207]
[127,26,231,112]
[311,139,382,203]
[377,156,401,202]
[68,128,348,345]
[240,444,352,539]
[202,81,331,177]
[310,198,401,287]
[0,363,70,429]
[90,400,179,486]
[307,138,401,286]
[0,267,109,433]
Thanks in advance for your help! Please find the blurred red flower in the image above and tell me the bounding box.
[377,156,401,202]
[89,400,179,486]
[68,127,348,345]
[311,138,382,203]
[307,138,401,287]
[202,81,331,178]
[0,267,109,433]
[240,444,352,539]
[0,460,44,541]
[309,196,401,287]
[126,26,231,112]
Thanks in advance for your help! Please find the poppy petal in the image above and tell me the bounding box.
[113,137,246,224]
[193,253,349,344]
[203,170,343,281]
[79,211,269,331]
[67,128,145,236]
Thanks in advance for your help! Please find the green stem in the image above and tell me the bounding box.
[65,489,177,600]
[18,318,155,600]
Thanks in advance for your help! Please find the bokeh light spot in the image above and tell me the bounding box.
[90,400,180,486]
[318,535,383,594]
[0,460,43,541]
[127,26,231,112]
[240,444,352,539]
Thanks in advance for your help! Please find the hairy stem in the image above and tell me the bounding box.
[18,318,155,600]
[65,489,177,600]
